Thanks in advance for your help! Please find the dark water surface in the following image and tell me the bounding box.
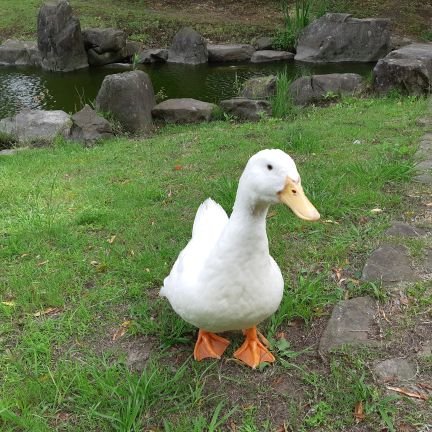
[0,61,374,119]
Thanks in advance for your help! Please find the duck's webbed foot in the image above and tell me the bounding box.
[234,326,275,369]
[193,329,230,361]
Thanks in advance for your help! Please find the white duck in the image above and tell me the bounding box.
[160,149,320,368]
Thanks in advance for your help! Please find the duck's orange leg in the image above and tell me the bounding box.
[193,329,230,361]
[234,326,275,369]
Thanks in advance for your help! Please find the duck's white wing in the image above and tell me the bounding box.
[160,198,229,298]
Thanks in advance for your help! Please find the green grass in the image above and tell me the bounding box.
[0,96,430,431]
[0,0,274,46]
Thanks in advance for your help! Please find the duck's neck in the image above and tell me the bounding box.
[227,187,270,250]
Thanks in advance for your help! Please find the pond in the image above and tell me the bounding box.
[0,61,374,119]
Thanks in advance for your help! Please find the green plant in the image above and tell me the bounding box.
[271,70,295,118]
[132,53,140,70]
[273,0,314,50]
[0,131,17,150]
[155,86,168,103]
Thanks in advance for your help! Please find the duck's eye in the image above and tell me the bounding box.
[292,189,297,194]
[267,164,273,171]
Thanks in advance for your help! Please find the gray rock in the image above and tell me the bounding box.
[87,47,129,66]
[208,44,255,62]
[70,104,113,144]
[167,27,207,65]
[240,75,277,99]
[0,149,18,156]
[362,244,415,284]
[123,338,152,372]
[414,172,432,184]
[0,40,41,67]
[102,63,132,69]
[82,28,127,54]
[373,358,416,382]
[95,70,155,133]
[250,50,294,63]
[390,34,413,51]
[137,48,168,64]
[385,222,427,237]
[290,73,364,106]
[0,109,72,142]
[319,296,376,353]
[87,40,141,66]
[295,13,391,63]
[373,43,432,95]
[152,98,217,123]
[417,342,432,359]
[37,0,88,72]
[252,36,274,50]
[220,98,271,121]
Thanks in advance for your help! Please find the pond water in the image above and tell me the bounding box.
[0,61,374,119]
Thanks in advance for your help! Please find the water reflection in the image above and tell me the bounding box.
[0,61,374,119]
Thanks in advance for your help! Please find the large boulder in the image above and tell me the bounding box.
[0,110,72,143]
[250,50,294,63]
[95,71,155,133]
[208,44,255,62]
[290,73,364,106]
[37,0,88,72]
[373,43,432,95]
[82,28,127,54]
[0,40,41,66]
[70,104,113,144]
[152,98,217,123]
[295,13,391,63]
[220,98,271,121]
[240,75,277,99]
[167,27,207,65]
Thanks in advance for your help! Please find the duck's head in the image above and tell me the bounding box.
[239,149,320,221]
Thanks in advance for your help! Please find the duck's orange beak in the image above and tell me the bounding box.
[278,178,320,221]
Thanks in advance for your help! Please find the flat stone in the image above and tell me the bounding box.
[290,73,364,106]
[240,75,277,99]
[152,98,217,123]
[250,50,294,63]
[385,222,427,237]
[373,358,416,382]
[208,44,255,62]
[220,98,271,121]
[423,249,432,273]
[414,172,432,184]
[0,39,41,67]
[362,244,415,283]
[0,149,18,155]
[0,109,72,143]
[417,341,432,359]
[416,160,432,170]
[319,296,376,353]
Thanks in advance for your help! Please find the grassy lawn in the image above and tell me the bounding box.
[0,0,278,46]
[1,95,430,431]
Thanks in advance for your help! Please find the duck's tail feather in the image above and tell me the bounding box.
[192,198,229,242]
